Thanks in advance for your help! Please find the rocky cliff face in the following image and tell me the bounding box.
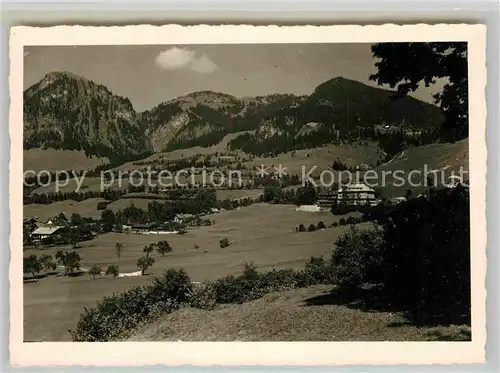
[23,72,150,160]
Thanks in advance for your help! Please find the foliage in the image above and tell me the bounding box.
[219,238,230,249]
[147,268,193,304]
[137,256,155,275]
[370,42,467,142]
[317,221,326,229]
[156,241,172,256]
[23,254,42,278]
[307,224,317,232]
[330,225,386,289]
[39,254,57,275]
[378,186,470,325]
[105,264,120,278]
[143,244,155,257]
[88,264,103,279]
[298,224,306,232]
[55,251,81,275]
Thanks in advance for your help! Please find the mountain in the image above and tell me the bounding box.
[23,73,445,161]
[141,92,306,152]
[23,72,150,162]
[228,77,445,156]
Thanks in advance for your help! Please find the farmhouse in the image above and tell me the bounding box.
[336,181,379,207]
[130,223,157,234]
[31,226,67,242]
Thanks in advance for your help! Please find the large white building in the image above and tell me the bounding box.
[336,181,379,207]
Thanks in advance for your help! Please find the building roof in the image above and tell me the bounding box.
[339,182,375,193]
[32,226,64,235]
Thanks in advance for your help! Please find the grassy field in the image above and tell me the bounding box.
[23,204,362,341]
[24,148,109,173]
[24,189,265,221]
[128,285,471,342]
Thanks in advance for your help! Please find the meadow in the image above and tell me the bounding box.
[23,204,361,341]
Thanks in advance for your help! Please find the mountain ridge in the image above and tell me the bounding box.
[23,71,444,161]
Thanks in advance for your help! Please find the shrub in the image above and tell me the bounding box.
[346,216,357,225]
[317,221,326,229]
[69,286,164,341]
[307,224,317,232]
[295,256,331,287]
[332,221,339,227]
[298,224,306,232]
[105,264,119,277]
[219,238,230,248]
[147,268,193,305]
[88,264,102,279]
[330,225,386,289]
[338,218,346,226]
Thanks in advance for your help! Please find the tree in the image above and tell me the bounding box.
[39,254,56,275]
[88,264,102,280]
[23,254,42,278]
[219,238,230,249]
[143,244,155,258]
[70,212,84,226]
[370,42,468,142]
[137,256,155,276]
[156,241,172,256]
[263,185,281,203]
[105,264,120,278]
[115,243,124,260]
[295,182,317,206]
[100,209,115,232]
[56,251,81,275]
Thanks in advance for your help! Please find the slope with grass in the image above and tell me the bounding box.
[127,284,471,342]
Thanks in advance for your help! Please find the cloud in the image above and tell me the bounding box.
[155,47,217,74]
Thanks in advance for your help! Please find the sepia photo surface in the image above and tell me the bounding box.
[10,24,487,366]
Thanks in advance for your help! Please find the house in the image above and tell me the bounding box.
[31,226,67,242]
[336,181,379,207]
[173,214,195,224]
[130,223,156,234]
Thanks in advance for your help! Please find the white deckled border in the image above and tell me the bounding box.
[9,24,487,367]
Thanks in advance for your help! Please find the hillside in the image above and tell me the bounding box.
[374,138,469,198]
[24,73,445,162]
[229,77,445,156]
[23,72,150,162]
[127,285,470,342]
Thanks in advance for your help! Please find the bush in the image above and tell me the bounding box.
[147,268,193,305]
[295,256,331,287]
[330,225,386,289]
[219,238,230,248]
[69,285,168,341]
[338,218,346,226]
[105,264,119,277]
[332,221,339,227]
[70,268,192,341]
[317,221,326,229]
[298,224,306,232]
[88,264,102,279]
[307,224,317,232]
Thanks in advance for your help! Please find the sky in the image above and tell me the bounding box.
[24,44,446,112]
